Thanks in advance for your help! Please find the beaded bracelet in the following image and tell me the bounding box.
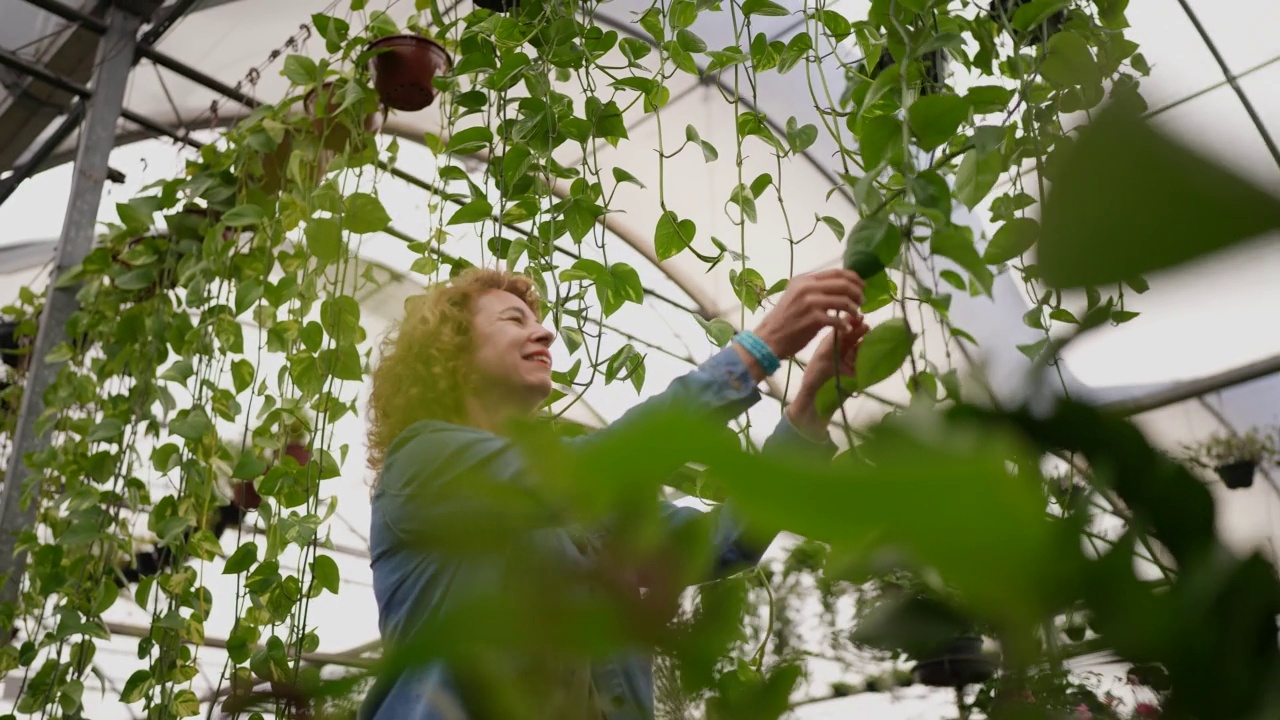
[733,330,781,376]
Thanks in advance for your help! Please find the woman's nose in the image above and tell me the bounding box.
[531,324,555,347]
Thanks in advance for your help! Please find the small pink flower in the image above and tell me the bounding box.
[1073,704,1092,720]
[1135,703,1160,718]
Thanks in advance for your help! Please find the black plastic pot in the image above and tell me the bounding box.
[870,48,947,96]
[474,0,516,12]
[1215,460,1257,489]
[988,0,1066,46]
[911,636,998,688]
[0,321,20,371]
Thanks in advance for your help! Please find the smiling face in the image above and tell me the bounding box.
[468,288,555,416]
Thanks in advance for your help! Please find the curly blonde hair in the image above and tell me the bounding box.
[366,267,541,472]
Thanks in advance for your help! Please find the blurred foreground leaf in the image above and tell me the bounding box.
[1038,102,1280,288]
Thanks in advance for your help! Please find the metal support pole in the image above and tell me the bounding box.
[0,4,143,644]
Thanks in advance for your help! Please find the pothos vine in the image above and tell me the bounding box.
[0,0,1151,717]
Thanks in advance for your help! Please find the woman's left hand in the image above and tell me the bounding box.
[786,316,871,437]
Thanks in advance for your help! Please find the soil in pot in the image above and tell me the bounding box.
[368,34,453,112]
[1215,460,1257,489]
[305,82,386,153]
[988,0,1067,46]
[911,636,998,688]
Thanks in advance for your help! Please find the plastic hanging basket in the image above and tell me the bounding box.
[304,81,386,153]
[1215,460,1257,489]
[911,636,998,688]
[367,35,453,112]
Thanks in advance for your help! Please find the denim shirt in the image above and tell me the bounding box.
[360,347,835,720]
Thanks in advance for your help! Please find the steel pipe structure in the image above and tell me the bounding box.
[0,1,148,646]
[0,0,205,203]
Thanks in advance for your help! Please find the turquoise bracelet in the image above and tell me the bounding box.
[733,330,780,376]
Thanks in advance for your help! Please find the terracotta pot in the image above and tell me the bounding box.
[233,480,263,511]
[304,82,386,153]
[1215,460,1256,489]
[367,34,453,112]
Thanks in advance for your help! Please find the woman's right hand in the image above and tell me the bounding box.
[751,268,865,361]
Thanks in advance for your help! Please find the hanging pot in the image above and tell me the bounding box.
[1215,460,1257,489]
[911,636,998,688]
[870,48,948,96]
[367,34,453,112]
[304,82,387,153]
[259,133,332,196]
[474,0,516,12]
[988,0,1066,46]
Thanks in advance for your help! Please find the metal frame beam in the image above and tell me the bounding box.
[0,0,205,203]
[0,2,145,645]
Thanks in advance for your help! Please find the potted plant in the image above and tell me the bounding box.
[988,0,1068,46]
[305,79,387,153]
[366,33,453,111]
[852,574,998,688]
[1183,427,1279,489]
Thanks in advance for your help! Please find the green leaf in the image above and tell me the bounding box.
[931,224,994,295]
[609,263,644,304]
[231,358,255,394]
[907,94,969,151]
[742,0,789,16]
[1038,103,1280,287]
[786,118,819,154]
[965,85,1014,114]
[908,170,951,219]
[685,125,718,162]
[115,267,157,292]
[88,418,124,443]
[612,167,645,189]
[676,28,707,53]
[983,217,1040,264]
[235,279,264,317]
[223,204,265,227]
[695,316,736,347]
[223,542,259,574]
[897,0,932,11]
[160,359,194,384]
[173,689,201,717]
[655,211,697,261]
[170,407,212,441]
[344,192,391,234]
[282,54,319,86]
[232,453,268,481]
[1011,0,1070,32]
[854,318,914,390]
[120,670,153,704]
[312,554,341,594]
[955,149,1003,210]
[449,198,495,225]
[445,126,493,155]
[1040,32,1100,87]
[306,217,343,263]
[859,115,902,170]
[844,216,902,280]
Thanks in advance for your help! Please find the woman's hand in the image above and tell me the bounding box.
[786,317,871,438]
[752,269,864,361]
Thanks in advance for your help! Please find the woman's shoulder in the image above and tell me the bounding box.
[377,420,503,492]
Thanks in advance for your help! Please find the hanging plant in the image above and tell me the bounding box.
[367,34,453,111]
[987,0,1069,46]
[1183,427,1280,489]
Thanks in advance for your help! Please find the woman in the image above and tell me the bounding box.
[361,267,868,720]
